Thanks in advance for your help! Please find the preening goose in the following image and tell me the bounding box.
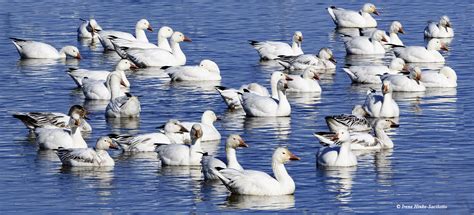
[11,38,81,59]
[166,59,221,81]
[286,68,322,93]
[179,110,221,142]
[363,81,400,118]
[424,15,454,38]
[77,18,102,39]
[241,79,291,117]
[35,112,88,150]
[420,66,457,88]
[156,124,205,166]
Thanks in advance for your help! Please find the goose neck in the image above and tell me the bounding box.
[272,160,295,192]
[135,29,148,42]
[375,127,393,148]
[58,48,67,59]
[171,42,186,64]
[226,147,242,170]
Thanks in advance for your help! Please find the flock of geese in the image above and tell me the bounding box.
[10,3,457,196]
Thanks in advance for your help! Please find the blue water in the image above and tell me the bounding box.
[0,0,472,213]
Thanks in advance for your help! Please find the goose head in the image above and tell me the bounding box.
[375,119,400,130]
[171,31,192,43]
[362,3,379,15]
[115,59,138,71]
[158,26,174,38]
[163,119,188,133]
[331,129,351,145]
[292,31,303,43]
[351,104,367,116]
[86,19,102,36]
[190,124,203,142]
[440,15,452,30]
[440,66,457,81]
[61,46,81,59]
[389,58,406,71]
[68,105,89,119]
[409,67,422,85]
[390,21,404,34]
[372,30,388,42]
[273,147,300,164]
[226,134,248,149]
[68,112,82,128]
[136,19,153,32]
[202,110,219,124]
[199,59,220,73]
[95,136,119,150]
[382,80,393,95]
[302,68,319,80]
[271,72,293,86]
[427,38,448,51]
[277,79,289,93]
[319,47,336,63]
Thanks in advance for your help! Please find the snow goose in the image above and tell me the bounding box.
[287,68,321,93]
[363,81,400,118]
[202,134,248,180]
[343,58,406,84]
[156,124,205,166]
[344,30,388,55]
[317,129,357,167]
[10,38,81,59]
[110,26,174,51]
[105,92,141,118]
[98,19,153,50]
[81,68,130,100]
[166,59,221,81]
[35,112,88,150]
[325,105,371,132]
[77,18,102,39]
[115,31,191,67]
[68,59,137,88]
[56,136,118,167]
[387,21,405,46]
[327,3,379,28]
[420,66,457,88]
[381,67,426,92]
[241,79,291,117]
[394,39,447,63]
[277,47,336,71]
[424,16,454,38]
[13,105,92,132]
[109,119,189,152]
[215,83,270,109]
[249,31,303,60]
[212,147,300,195]
[179,110,221,142]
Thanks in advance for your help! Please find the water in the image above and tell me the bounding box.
[0,0,473,213]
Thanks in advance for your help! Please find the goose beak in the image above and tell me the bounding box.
[402,64,409,71]
[238,139,248,148]
[298,36,303,42]
[289,151,300,161]
[313,74,320,80]
[180,125,189,133]
[147,25,153,32]
[373,9,380,16]
[76,53,82,59]
[399,27,405,34]
[74,119,81,126]
[330,133,339,141]
[285,75,294,81]
[391,122,400,128]
[381,36,388,42]
[130,62,139,70]
[383,84,389,94]
[329,56,337,63]
[441,43,449,51]
[183,36,192,42]
[109,142,119,149]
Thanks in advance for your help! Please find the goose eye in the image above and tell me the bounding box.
[282,152,286,154]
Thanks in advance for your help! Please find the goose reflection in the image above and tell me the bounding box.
[36,149,60,162]
[243,116,291,140]
[169,80,222,93]
[374,149,394,186]
[83,99,109,112]
[17,58,61,68]
[60,166,115,198]
[423,88,457,104]
[223,194,295,210]
[159,165,203,195]
[345,54,385,66]
[220,109,246,130]
[106,117,140,131]
[287,91,321,107]
[319,166,357,204]
[78,37,100,50]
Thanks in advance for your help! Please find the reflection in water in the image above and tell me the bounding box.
[106,117,141,132]
[201,139,221,156]
[374,149,394,186]
[117,151,160,162]
[243,116,291,140]
[78,38,100,50]
[36,149,60,162]
[83,99,109,112]
[60,166,115,198]
[17,58,61,67]
[287,92,321,107]
[220,109,246,130]
[223,194,295,210]
[169,80,223,92]
[319,166,357,204]
[345,54,385,66]
[423,88,457,104]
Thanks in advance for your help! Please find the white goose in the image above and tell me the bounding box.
[110,119,189,152]
[68,59,136,88]
[344,30,388,55]
[420,66,457,88]
[77,18,102,39]
[317,129,357,167]
[110,26,174,51]
[156,124,204,166]
[179,110,221,142]
[343,58,406,84]
[327,3,379,28]
[387,21,405,46]
[13,105,92,132]
[394,39,447,63]
[10,38,81,59]
[381,67,426,92]
[277,47,336,71]
[325,105,371,132]
[56,136,118,167]
[98,19,153,51]
[212,147,300,196]
[287,68,321,93]
[166,59,221,81]
[202,134,248,180]
[241,79,291,117]
[363,80,400,118]
[35,112,87,150]
[115,31,191,67]
[249,31,303,60]
[424,16,454,38]
[105,92,141,118]
[81,68,130,100]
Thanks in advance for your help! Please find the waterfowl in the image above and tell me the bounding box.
[156,124,205,166]
[327,3,379,28]
[277,47,336,71]
[98,19,153,51]
[249,31,303,60]
[56,136,118,167]
[424,15,454,38]
[317,129,357,167]
[11,38,81,59]
[363,81,400,118]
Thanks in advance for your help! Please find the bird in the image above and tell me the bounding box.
[249,31,303,60]
[10,38,81,59]
[325,105,371,132]
[394,39,448,63]
[211,147,300,196]
[35,112,88,150]
[240,79,291,117]
[381,67,426,92]
[77,18,102,39]
[424,15,454,38]
[67,59,137,88]
[201,134,248,180]
[81,68,130,100]
[98,19,153,51]
[343,58,406,84]
[316,129,357,167]
[165,59,221,81]
[344,30,388,55]
[286,68,322,93]
[105,92,141,118]
[156,124,205,166]
[327,3,379,28]
[215,83,269,110]
[420,66,457,88]
[56,136,118,167]
[110,26,174,51]
[276,47,336,71]
[178,110,221,142]
[363,80,400,118]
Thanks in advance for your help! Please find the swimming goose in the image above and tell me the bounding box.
[77,18,102,39]
[156,124,204,166]
[363,81,400,118]
[178,110,221,142]
[420,66,457,88]
[215,83,270,109]
[287,68,321,93]
[277,47,336,71]
[56,136,118,167]
[387,21,405,46]
[110,26,174,51]
[10,38,81,59]
[327,3,379,28]
[105,92,141,118]
[98,19,153,50]
[35,112,88,150]
[394,39,447,63]
[212,147,300,196]
[325,105,371,132]
[166,59,221,81]
[249,31,303,60]
[424,16,454,38]
[13,105,92,132]
[110,119,189,152]
[68,59,137,88]
[315,119,399,150]
[317,129,357,167]
[344,30,388,55]
[343,58,406,84]
[115,31,191,68]
[241,79,291,117]
[381,67,426,92]
[81,68,130,100]
[202,134,248,180]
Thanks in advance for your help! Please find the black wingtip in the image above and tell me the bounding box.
[215,167,225,171]
[215,86,227,91]
[330,6,336,9]
[248,40,259,46]
[107,133,120,138]
[125,92,133,97]
[10,37,26,42]
[243,89,250,93]
[161,66,172,70]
